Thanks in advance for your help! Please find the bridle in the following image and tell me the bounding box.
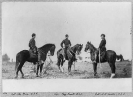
[71,44,82,55]
[38,49,46,55]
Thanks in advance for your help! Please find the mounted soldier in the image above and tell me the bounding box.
[60,34,76,61]
[94,34,106,63]
[29,33,41,64]
[29,33,38,55]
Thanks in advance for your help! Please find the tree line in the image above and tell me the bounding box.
[2,54,10,62]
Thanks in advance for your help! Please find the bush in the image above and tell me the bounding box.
[2,54,10,62]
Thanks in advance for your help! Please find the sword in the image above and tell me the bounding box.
[99,49,101,68]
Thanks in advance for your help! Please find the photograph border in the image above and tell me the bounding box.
[0,0,133,97]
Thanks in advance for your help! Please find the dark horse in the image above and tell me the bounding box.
[85,41,123,78]
[56,44,83,73]
[15,44,56,78]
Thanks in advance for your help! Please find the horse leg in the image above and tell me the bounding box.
[109,62,116,78]
[33,64,36,73]
[15,61,25,78]
[60,57,64,72]
[93,62,98,77]
[68,60,72,73]
[20,69,24,78]
[15,62,19,78]
[36,63,40,77]
[73,62,75,71]
[15,61,24,78]
[19,62,25,78]
[40,63,44,76]
[15,68,19,78]
[57,56,61,72]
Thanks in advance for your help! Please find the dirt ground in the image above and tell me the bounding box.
[2,60,132,79]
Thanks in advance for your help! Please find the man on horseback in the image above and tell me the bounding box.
[29,33,41,64]
[29,33,38,55]
[60,34,76,61]
[94,34,106,63]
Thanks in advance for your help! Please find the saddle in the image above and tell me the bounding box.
[62,48,68,60]
[63,48,76,61]
[29,49,38,58]
[99,50,106,62]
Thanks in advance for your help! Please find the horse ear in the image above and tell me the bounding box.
[82,44,83,47]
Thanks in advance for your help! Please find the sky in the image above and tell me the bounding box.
[2,2,132,61]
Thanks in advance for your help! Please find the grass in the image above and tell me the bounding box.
[2,61,132,79]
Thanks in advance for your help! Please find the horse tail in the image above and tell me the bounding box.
[56,49,63,66]
[15,53,20,71]
[116,54,124,62]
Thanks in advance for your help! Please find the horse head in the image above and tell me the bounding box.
[76,44,83,55]
[84,41,92,52]
[49,44,56,56]
[39,44,56,56]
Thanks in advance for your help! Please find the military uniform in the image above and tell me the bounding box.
[29,33,42,64]
[61,38,71,59]
[99,38,106,53]
[61,38,71,48]
[29,38,37,54]
[94,35,106,63]
[96,38,106,62]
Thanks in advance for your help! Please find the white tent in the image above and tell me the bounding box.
[76,51,91,62]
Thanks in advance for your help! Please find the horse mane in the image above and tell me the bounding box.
[39,43,55,51]
[71,44,79,52]
[88,42,97,51]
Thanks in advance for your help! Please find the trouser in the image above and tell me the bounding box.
[30,46,42,64]
[94,47,106,62]
[64,46,69,59]
[100,47,106,53]
[64,46,76,61]
[30,46,38,54]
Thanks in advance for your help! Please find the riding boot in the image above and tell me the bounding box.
[65,53,68,60]
[101,51,106,62]
[64,48,68,60]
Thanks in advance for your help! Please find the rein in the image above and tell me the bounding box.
[70,45,79,55]
[70,48,77,55]
[38,49,46,55]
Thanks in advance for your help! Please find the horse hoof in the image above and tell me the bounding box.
[94,73,97,77]
[110,73,115,78]
[21,76,24,78]
[36,75,39,77]
[15,76,18,79]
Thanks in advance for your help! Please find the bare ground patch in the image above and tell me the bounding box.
[2,61,132,79]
